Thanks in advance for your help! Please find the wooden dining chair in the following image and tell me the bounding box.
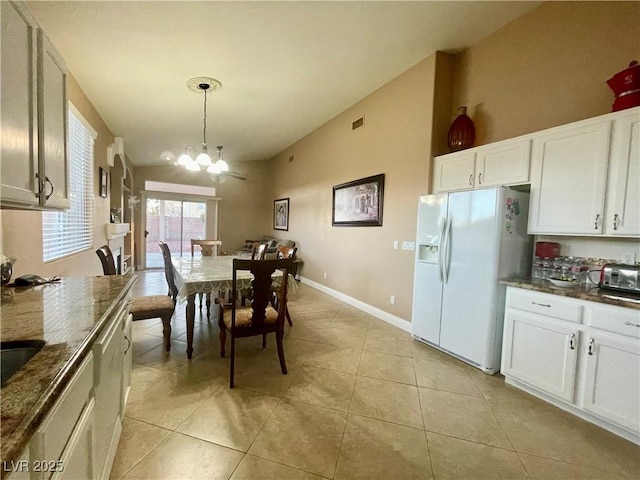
[190,239,222,315]
[96,245,175,351]
[190,239,222,257]
[240,242,267,306]
[216,257,293,388]
[158,241,178,304]
[273,246,297,326]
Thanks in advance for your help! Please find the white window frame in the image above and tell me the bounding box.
[42,103,97,262]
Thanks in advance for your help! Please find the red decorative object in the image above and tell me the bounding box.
[607,61,640,112]
[447,106,475,152]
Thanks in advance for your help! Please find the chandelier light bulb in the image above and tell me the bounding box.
[196,151,212,166]
[185,159,200,171]
[177,152,192,166]
[216,159,229,172]
[207,162,222,174]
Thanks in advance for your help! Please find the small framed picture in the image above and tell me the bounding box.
[99,167,108,198]
[332,173,384,226]
[274,198,289,231]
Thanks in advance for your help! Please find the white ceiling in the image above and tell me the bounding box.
[26,1,540,167]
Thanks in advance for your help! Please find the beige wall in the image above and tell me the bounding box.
[453,1,640,147]
[269,1,639,322]
[1,73,114,278]
[270,54,441,321]
[132,161,272,266]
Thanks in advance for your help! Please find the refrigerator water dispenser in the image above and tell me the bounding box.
[418,244,439,263]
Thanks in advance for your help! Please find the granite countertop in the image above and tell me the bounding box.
[502,278,640,310]
[0,275,136,475]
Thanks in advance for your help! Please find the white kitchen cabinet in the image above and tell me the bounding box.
[51,399,94,480]
[502,286,640,443]
[121,313,133,416]
[582,333,640,431]
[502,310,578,402]
[0,0,69,210]
[528,117,611,235]
[604,107,640,236]
[433,151,476,192]
[93,299,128,480]
[433,138,530,193]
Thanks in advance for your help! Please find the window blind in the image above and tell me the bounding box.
[42,107,95,261]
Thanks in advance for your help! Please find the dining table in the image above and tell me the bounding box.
[171,255,295,358]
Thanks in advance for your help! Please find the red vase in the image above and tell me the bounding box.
[607,61,640,112]
[448,106,475,152]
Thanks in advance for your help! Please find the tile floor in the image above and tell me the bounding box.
[110,271,640,479]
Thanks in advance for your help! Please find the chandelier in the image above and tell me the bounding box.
[177,77,229,174]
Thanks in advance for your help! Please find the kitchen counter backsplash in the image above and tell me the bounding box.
[502,278,640,310]
[0,275,136,473]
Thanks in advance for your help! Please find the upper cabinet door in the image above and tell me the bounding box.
[432,151,476,193]
[605,108,640,237]
[38,30,69,209]
[0,1,39,206]
[528,119,611,235]
[475,138,530,188]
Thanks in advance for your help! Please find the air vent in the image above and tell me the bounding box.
[352,116,364,130]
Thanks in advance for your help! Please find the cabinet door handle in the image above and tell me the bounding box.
[625,321,640,328]
[569,332,576,350]
[478,173,483,184]
[588,338,595,356]
[44,176,54,200]
[123,335,131,355]
[594,214,600,230]
[531,301,551,308]
[468,174,473,186]
[613,213,619,230]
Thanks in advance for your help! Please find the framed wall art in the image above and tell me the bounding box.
[99,167,108,198]
[274,197,289,231]
[332,173,384,226]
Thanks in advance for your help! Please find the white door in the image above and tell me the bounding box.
[438,188,501,368]
[502,311,578,402]
[605,108,640,236]
[475,138,531,187]
[582,333,640,433]
[433,151,476,193]
[412,195,448,344]
[528,119,611,234]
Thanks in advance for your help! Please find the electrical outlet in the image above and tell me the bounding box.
[621,252,636,265]
[393,240,399,250]
[323,272,327,279]
[390,295,395,305]
[402,241,415,251]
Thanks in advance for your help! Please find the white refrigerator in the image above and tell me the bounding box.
[411,186,532,374]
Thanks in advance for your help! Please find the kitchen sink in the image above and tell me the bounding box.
[1,340,46,387]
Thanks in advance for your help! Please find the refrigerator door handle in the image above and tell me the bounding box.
[444,216,453,283]
[437,219,445,282]
[442,216,451,283]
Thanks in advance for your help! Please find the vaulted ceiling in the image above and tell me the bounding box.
[26,1,540,167]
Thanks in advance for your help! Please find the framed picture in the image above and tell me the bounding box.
[274,197,289,231]
[99,167,108,198]
[332,173,385,226]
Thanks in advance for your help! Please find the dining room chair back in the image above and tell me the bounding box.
[251,242,267,260]
[158,241,178,304]
[96,245,117,275]
[190,239,222,257]
[217,257,294,388]
[95,244,175,352]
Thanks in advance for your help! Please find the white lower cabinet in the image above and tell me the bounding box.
[502,311,578,402]
[502,286,640,443]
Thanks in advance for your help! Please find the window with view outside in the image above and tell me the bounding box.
[43,105,96,261]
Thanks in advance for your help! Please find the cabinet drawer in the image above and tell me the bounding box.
[33,352,93,467]
[508,289,582,323]
[585,305,640,339]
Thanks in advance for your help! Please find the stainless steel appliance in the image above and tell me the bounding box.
[599,263,640,294]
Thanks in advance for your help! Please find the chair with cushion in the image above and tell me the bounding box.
[217,257,293,388]
[158,241,178,304]
[96,244,175,351]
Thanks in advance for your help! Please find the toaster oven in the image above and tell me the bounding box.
[599,263,640,294]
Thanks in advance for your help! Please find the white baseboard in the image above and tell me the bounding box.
[299,276,412,333]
